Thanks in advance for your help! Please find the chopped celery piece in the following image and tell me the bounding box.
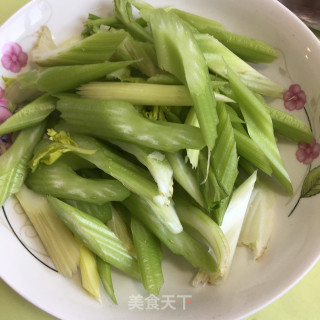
[18,61,134,94]
[227,66,292,193]
[107,204,136,256]
[62,133,183,233]
[114,0,153,43]
[78,81,233,105]
[32,30,127,66]
[131,217,164,295]
[77,238,101,301]
[233,127,273,176]
[123,195,217,273]
[0,94,56,135]
[193,171,257,285]
[0,121,46,207]
[141,8,218,151]
[171,9,278,63]
[195,33,284,97]
[112,141,173,199]
[114,33,162,76]
[165,150,205,208]
[15,185,79,277]
[147,74,181,85]
[56,94,206,152]
[26,160,131,205]
[82,16,124,37]
[174,195,230,280]
[184,107,200,169]
[47,197,141,279]
[64,199,112,223]
[239,180,276,259]
[96,257,117,304]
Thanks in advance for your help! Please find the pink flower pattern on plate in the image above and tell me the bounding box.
[0,86,8,107]
[283,84,306,111]
[1,42,28,73]
[296,139,320,165]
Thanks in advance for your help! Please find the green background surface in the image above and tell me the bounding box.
[0,1,319,319]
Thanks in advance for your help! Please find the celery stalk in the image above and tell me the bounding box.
[26,160,131,205]
[56,94,206,152]
[141,8,218,152]
[123,195,217,273]
[77,238,101,301]
[227,66,292,193]
[78,81,233,105]
[96,257,117,304]
[195,33,284,97]
[0,95,56,135]
[32,29,127,66]
[47,197,141,279]
[107,204,136,256]
[18,61,135,94]
[131,217,164,295]
[0,121,46,207]
[15,185,79,277]
[171,9,278,63]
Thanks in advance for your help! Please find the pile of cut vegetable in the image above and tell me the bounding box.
[0,0,314,303]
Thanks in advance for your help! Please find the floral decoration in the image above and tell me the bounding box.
[1,42,28,73]
[296,139,320,165]
[283,84,306,111]
[0,86,8,107]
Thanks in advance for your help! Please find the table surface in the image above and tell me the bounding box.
[0,1,319,319]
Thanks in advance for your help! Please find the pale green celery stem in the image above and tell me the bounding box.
[123,195,217,273]
[184,107,200,169]
[195,33,284,97]
[141,9,218,151]
[68,133,183,234]
[227,66,292,194]
[238,181,276,259]
[32,30,127,66]
[0,94,56,135]
[107,204,136,256]
[0,121,47,207]
[15,185,80,278]
[131,217,164,295]
[165,150,205,208]
[78,81,233,106]
[174,196,230,279]
[47,197,141,279]
[112,140,173,199]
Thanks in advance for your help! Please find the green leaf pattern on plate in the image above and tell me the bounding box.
[301,166,320,198]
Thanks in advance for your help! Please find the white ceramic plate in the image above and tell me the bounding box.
[1,0,320,319]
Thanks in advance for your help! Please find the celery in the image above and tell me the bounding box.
[141,8,218,152]
[64,199,112,223]
[32,29,127,66]
[56,94,206,152]
[15,185,79,277]
[47,197,141,279]
[63,133,183,233]
[96,257,117,304]
[165,150,205,208]
[18,61,134,94]
[131,217,164,295]
[0,121,46,207]
[195,33,284,97]
[112,140,173,200]
[78,81,233,105]
[107,204,135,256]
[174,195,230,280]
[114,33,162,77]
[0,95,56,135]
[26,159,131,205]
[123,195,217,273]
[171,9,278,63]
[114,0,153,43]
[77,239,101,301]
[227,66,292,193]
